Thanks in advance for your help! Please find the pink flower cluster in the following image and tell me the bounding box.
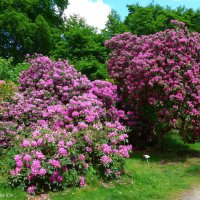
[0,121,16,148]
[3,56,126,134]
[5,56,132,193]
[0,80,5,85]
[105,20,200,142]
[9,126,132,193]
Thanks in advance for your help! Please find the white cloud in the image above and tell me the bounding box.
[64,0,111,30]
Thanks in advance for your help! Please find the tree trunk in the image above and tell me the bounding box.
[180,118,187,143]
[154,125,172,150]
[156,131,163,150]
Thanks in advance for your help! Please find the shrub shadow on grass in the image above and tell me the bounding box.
[130,133,200,164]
[186,165,200,176]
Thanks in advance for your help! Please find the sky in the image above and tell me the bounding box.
[64,0,200,30]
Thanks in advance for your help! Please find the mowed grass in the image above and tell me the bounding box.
[0,134,200,200]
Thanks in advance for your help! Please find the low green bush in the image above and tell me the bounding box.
[0,81,16,102]
[0,57,29,84]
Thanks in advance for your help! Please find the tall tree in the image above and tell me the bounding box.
[102,9,129,38]
[0,0,68,62]
[51,15,109,80]
[125,4,200,35]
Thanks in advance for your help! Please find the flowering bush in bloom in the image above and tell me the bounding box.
[90,80,118,109]
[0,81,16,148]
[9,126,131,194]
[1,56,131,194]
[3,56,125,130]
[105,20,200,144]
[0,121,17,148]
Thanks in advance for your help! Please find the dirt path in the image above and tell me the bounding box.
[177,186,200,200]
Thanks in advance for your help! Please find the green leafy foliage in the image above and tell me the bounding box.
[50,15,109,80]
[0,57,29,84]
[102,9,129,38]
[0,81,16,102]
[0,58,12,81]
[0,0,68,62]
[125,4,200,35]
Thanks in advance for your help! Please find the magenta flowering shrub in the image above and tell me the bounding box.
[44,93,106,132]
[90,80,118,108]
[2,56,131,193]
[105,20,200,144]
[90,80,126,123]
[9,126,131,194]
[0,121,17,148]
[3,56,91,126]
[19,56,91,102]
[3,57,125,131]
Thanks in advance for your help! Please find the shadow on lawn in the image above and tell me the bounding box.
[130,134,200,164]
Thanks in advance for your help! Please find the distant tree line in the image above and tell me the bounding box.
[0,2,200,80]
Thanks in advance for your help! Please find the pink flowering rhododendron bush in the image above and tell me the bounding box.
[0,81,16,148]
[105,20,200,145]
[0,56,131,194]
[10,127,131,194]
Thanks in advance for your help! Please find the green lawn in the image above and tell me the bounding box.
[0,134,200,200]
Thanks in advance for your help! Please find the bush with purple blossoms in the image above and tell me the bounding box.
[0,121,17,148]
[2,56,132,194]
[9,126,131,194]
[105,20,200,145]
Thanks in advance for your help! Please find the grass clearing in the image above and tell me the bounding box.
[0,134,199,200]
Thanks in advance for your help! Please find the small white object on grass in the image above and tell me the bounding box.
[143,155,150,159]
[143,154,150,164]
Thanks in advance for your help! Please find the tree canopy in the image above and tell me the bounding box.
[125,4,200,35]
[51,15,109,80]
[102,9,129,38]
[0,2,200,80]
[0,0,68,62]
